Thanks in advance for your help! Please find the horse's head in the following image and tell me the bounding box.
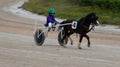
[86,12,100,26]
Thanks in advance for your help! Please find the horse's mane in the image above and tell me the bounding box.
[85,12,96,19]
[60,12,96,25]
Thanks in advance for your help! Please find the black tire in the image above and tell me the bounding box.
[34,29,45,46]
[58,30,68,46]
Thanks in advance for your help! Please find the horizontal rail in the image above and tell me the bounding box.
[58,23,72,26]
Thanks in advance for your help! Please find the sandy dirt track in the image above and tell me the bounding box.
[0,0,120,67]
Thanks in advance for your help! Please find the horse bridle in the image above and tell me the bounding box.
[87,22,96,32]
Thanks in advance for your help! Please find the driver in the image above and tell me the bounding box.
[44,8,58,28]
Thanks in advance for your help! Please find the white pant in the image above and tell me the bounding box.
[48,22,55,28]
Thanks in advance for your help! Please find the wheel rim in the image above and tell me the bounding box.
[34,29,45,46]
[58,31,68,46]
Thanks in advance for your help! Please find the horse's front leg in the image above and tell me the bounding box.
[84,34,90,47]
[78,35,83,49]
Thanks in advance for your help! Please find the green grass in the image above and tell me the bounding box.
[22,0,120,25]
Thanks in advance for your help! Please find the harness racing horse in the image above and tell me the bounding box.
[59,12,100,49]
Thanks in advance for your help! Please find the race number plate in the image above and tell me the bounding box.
[72,21,77,29]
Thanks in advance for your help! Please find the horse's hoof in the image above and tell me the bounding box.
[71,42,73,45]
[88,45,90,47]
[63,46,67,48]
[78,47,82,49]
[88,46,90,48]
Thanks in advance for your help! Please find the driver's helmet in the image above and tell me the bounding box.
[48,8,55,14]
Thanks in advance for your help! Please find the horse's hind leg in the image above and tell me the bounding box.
[84,34,90,47]
[67,32,73,45]
[69,37,73,45]
[63,40,67,48]
[62,34,67,48]
[78,35,83,49]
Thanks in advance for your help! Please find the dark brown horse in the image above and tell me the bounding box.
[59,12,99,49]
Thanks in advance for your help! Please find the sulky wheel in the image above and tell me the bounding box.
[34,29,45,46]
[58,30,68,46]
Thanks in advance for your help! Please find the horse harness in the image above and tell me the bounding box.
[59,20,95,32]
[71,20,95,32]
[88,24,95,32]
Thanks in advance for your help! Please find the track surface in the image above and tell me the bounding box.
[0,0,120,67]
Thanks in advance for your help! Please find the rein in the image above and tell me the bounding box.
[88,24,95,32]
